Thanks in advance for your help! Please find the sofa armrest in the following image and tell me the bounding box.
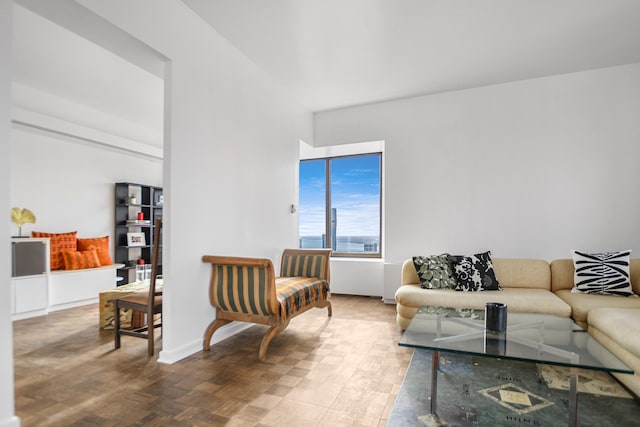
[401,258,420,286]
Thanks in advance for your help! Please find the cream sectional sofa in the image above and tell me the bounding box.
[396,256,640,397]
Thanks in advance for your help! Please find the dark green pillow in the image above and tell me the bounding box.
[412,254,457,289]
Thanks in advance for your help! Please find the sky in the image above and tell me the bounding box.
[299,154,380,237]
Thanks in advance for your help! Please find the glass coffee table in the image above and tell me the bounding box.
[399,306,633,427]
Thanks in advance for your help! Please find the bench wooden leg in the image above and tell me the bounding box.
[315,299,332,317]
[259,321,289,361]
[203,318,231,351]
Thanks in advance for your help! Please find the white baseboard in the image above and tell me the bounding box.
[0,415,21,427]
[48,297,98,312]
[12,308,47,321]
[158,322,253,364]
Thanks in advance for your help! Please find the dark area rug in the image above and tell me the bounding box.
[388,349,640,427]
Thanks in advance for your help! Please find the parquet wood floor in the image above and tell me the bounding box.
[13,294,412,426]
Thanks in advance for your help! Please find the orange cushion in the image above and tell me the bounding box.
[77,236,112,266]
[32,231,78,270]
[61,249,100,270]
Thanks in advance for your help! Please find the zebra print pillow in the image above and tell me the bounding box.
[571,250,636,297]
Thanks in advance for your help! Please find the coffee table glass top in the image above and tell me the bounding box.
[399,306,632,374]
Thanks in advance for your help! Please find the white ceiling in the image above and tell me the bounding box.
[12,4,164,133]
[11,0,640,135]
[184,0,640,112]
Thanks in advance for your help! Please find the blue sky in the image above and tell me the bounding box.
[299,154,380,237]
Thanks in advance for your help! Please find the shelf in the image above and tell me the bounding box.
[118,263,163,271]
[116,203,153,208]
[115,182,162,285]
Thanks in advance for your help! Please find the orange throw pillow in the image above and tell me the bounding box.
[32,231,78,270]
[77,236,112,266]
[61,249,100,270]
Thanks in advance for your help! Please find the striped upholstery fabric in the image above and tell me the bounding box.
[276,277,329,322]
[203,250,332,361]
[281,254,328,280]
[213,265,273,316]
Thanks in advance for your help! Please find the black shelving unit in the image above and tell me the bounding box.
[114,182,163,284]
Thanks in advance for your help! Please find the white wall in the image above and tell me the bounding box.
[330,259,384,296]
[10,126,162,240]
[76,0,313,363]
[315,63,640,301]
[0,0,19,424]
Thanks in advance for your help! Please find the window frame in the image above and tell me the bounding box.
[299,152,382,259]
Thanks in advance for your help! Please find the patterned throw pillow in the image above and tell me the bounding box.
[61,249,101,270]
[32,230,78,270]
[77,236,112,266]
[572,250,636,296]
[412,254,457,289]
[448,251,501,291]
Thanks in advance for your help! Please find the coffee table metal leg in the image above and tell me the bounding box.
[568,367,578,427]
[431,350,439,413]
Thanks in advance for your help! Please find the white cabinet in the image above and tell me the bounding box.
[11,275,49,319]
[10,237,122,319]
[49,267,119,311]
[11,238,50,320]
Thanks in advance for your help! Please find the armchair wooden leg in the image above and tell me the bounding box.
[326,301,332,317]
[203,318,231,351]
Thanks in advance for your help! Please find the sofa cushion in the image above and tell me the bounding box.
[550,259,575,292]
[394,287,572,318]
[77,236,112,266]
[589,308,640,359]
[555,288,640,328]
[449,251,501,291]
[61,249,101,270]
[32,230,78,270]
[572,250,635,297]
[491,258,550,290]
[412,254,457,289]
[588,308,640,397]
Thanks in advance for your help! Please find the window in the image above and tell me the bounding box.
[299,153,381,257]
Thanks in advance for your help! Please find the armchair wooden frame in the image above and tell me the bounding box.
[114,218,163,356]
[202,248,332,361]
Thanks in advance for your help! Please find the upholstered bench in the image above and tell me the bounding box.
[202,248,332,360]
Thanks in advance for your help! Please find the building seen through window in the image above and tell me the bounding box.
[299,153,381,257]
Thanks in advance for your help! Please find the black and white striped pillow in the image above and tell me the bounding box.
[571,250,636,297]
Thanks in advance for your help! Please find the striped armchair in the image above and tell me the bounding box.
[202,248,332,360]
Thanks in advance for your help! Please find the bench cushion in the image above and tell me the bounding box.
[276,276,329,322]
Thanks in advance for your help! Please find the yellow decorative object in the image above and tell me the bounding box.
[11,207,36,237]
